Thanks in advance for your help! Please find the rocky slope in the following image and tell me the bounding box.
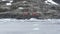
[0,0,60,19]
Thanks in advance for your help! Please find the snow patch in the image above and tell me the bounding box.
[2,0,6,1]
[6,3,12,5]
[45,0,59,5]
[10,1,13,3]
[18,7,24,9]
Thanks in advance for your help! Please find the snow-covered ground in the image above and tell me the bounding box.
[0,18,60,34]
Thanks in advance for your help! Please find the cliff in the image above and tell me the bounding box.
[0,0,60,19]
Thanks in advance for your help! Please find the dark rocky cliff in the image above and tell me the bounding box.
[0,0,60,19]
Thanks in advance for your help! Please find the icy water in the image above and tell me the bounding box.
[0,18,60,34]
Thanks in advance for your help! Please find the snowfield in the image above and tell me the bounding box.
[0,18,60,34]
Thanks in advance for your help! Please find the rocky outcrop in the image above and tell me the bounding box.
[0,0,60,19]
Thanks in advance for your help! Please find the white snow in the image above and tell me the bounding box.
[33,28,39,31]
[18,7,24,9]
[2,0,6,1]
[45,0,59,5]
[10,1,13,3]
[33,24,39,26]
[23,1,27,3]
[6,3,12,5]
[0,18,60,34]
[29,18,38,20]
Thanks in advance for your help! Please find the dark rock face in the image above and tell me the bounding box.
[0,0,60,19]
